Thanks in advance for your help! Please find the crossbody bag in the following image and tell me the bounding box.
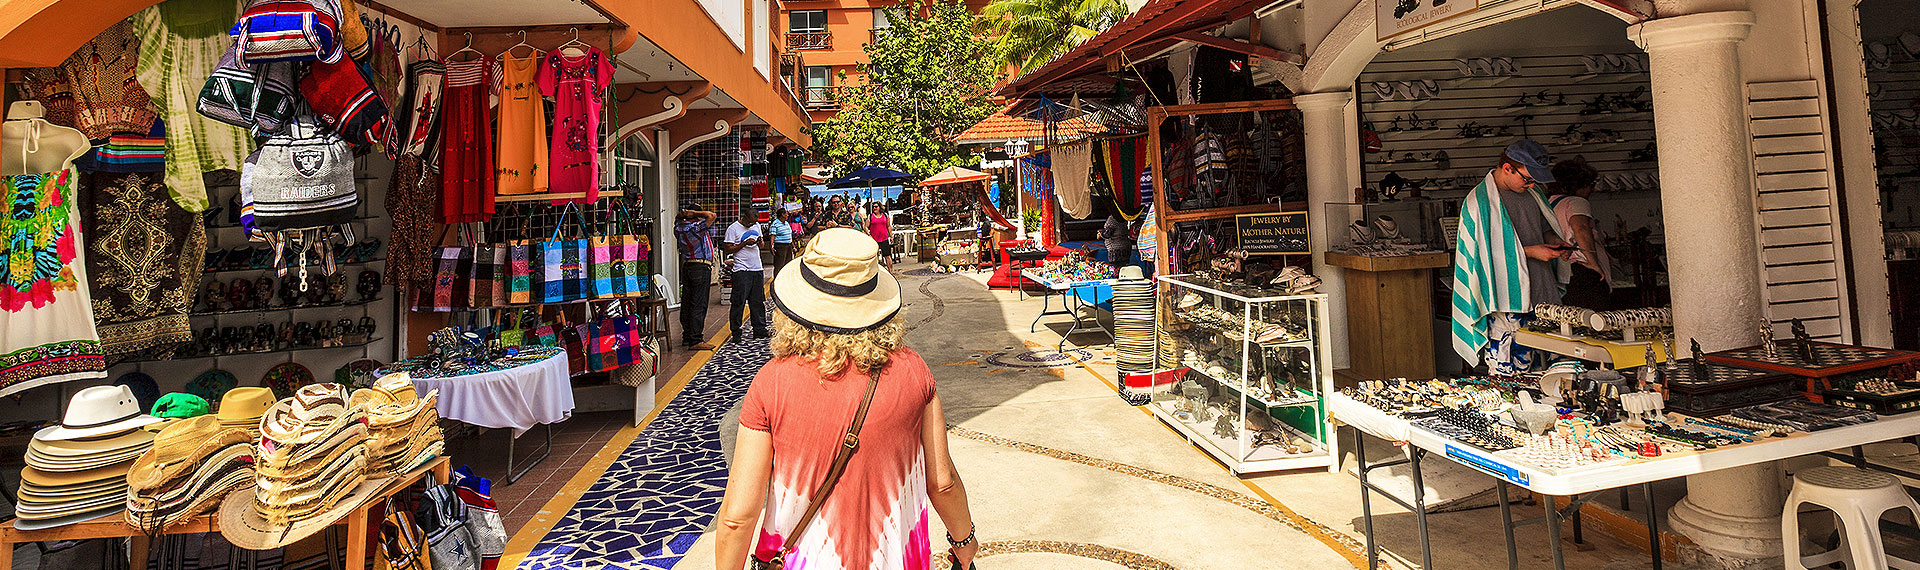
[752,372,880,570]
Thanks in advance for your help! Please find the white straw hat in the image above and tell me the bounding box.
[770,228,902,333]
[35,386,162,442]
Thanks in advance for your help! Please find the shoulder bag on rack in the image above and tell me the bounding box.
[469,223,505,309]
[752,372,880,570]
[538,205,590,304]
[231,0,346,64]
[197,47,299,135]
[557,311,589,375]
[242,117,358,230]
[413,223,472,312]
[611,202,648,298]
[300,56,397,155]
[375,496,431,570]
[506,210,538,305]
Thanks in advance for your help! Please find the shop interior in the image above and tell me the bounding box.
[1863,0,1920,350]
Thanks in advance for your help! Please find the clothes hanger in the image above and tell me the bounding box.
[447,32,483,62]
[557,27,589,57]
[502,30,541,60]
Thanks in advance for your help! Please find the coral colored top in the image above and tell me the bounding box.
[537,47,613,203]
[495,54,549,196]
[740,349,936,570]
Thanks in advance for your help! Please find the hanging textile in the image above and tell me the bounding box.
[19,20,159,140]
[440,57,496,223]
[1051,141,1094,220]
[0,167,106,396]
[539,46,614,203]
[496,54,549,196]
[81,172,203,356]
[1099,136,1147,220]
[1017,154,1051,201]
[134,0,253,212]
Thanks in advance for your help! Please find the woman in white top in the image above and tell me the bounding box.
[1545,158,1613,310]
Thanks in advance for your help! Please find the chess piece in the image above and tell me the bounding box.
[1660,332,1677,372]
[1690,339,1708,380]
[1644,343,1660,385]
[1759,322,1779,360]
[1791,318,1821,364]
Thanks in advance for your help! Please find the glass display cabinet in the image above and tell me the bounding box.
[1152,274,1338,474]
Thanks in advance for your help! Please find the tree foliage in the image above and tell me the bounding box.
[979,0,1128,72]
[806,0,1002,178]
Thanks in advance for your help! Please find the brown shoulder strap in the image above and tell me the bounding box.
[781,372,880,554]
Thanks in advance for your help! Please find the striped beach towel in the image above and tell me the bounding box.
[1449,173,1568,365]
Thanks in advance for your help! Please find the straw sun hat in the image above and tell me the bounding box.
[770,228,901,333]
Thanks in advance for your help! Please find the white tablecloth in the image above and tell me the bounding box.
[410,352,574,437]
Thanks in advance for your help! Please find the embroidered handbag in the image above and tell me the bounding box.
[468,224,504,309]
[417,483,482,570]
[449,469,507,570]
[300,57,396,155]
[502,209,536,305]
[241,117,358,231]
[198,48,299,135]
[231,0,345,64]
[588,209,618,299]
[414,224,470,312]
[610,203,646,297]
[538,205,589,304]
[375,497,431,570]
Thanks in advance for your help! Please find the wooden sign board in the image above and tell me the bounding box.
[1236,211,1310,255]
[1377,0,1480,41]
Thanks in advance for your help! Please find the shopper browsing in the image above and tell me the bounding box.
[715,228,979,570]
[674,202,719,351]
[1545,158,1614,310]
[768,207,795,281]
[723,209,770,342]
[1450,139,1574,376]
[1100,211,1135,270]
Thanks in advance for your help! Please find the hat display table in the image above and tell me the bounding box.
[403,349,572,484]
[0,456,450,569]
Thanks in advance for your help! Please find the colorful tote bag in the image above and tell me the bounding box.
[588,214,618,299]
[537,206,589,304]
[506,214,536,305]
[469,225,505,308]
[417,225,471,312]
[611,204,646,297]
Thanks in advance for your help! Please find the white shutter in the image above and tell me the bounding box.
[1747,80,1852,341]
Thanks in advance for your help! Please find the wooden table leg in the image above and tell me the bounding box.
[346,507,369,570]
[129,534,149,568]
[433,460,451,485]
[0,538,13,570]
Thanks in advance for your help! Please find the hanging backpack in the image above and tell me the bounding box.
[241,117,358,231]
[197,48,299,135]
[417,483,483,570]
[231,0,346,64]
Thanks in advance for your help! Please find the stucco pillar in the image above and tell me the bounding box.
[1631,11,1782,564]
[1295,91,1354,370]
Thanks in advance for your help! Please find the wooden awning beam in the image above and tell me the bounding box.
[1171,31,1304,65]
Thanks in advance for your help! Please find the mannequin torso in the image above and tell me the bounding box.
[1,117,91,176]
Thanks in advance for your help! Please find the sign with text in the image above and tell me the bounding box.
[1236,211,1310,255]
[1377,0,1480,41]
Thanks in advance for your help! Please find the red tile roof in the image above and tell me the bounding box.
[955,104,1107,144]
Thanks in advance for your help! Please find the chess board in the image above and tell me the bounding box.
[1705,340,1920,378]
[1645,359,1801,416]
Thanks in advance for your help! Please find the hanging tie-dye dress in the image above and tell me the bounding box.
[740,349,937,570]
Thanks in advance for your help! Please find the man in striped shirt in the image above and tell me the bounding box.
[1451,140,1574,375]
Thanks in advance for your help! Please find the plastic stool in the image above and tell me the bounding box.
[1783,466,1920,570]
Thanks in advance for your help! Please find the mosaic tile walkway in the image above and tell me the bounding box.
[516,339,772,570]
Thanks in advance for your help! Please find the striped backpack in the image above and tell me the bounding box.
[230,0,345,64]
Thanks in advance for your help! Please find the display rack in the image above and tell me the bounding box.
[1151,274,1337,474]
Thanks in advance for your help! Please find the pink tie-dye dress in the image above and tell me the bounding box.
[739,349,937,570]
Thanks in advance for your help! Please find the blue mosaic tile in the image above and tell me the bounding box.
[517,336,773,570]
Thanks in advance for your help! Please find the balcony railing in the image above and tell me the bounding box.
[789,31,831,51]
[803,86,841,110]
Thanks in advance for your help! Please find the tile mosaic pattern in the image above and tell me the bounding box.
[517,339,772,570]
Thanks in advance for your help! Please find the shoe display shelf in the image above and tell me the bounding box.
[1151,274,1340,474]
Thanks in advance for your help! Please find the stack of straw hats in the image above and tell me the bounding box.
[216,387,275,438]
[219,384,382,550]
[17,386,162,529]
[352,373,443,475]
[124,416,253,532]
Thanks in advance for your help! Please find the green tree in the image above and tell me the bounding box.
[980,0,1129,71]
[806,0,1001,178]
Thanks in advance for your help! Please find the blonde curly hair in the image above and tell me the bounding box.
[770,309,906,376]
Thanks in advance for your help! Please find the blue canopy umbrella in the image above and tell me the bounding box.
[826,166,915,189]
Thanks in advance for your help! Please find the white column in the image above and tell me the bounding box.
[1631,11,1783,563]
[1295,91,1354,370]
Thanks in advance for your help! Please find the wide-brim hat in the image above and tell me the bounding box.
[27,427,153,458]
[259,384,350,445]
[218,467,383,550]
[770,228,901,333]
[258,416,367,470]
[12,504,122,530]
[130,444,252,502]
[26,446,148,472]
[127,458,251,533]
[127,417,250,490]
[216,387,275,425]
[36,385,163,442]
[20,459,135,488]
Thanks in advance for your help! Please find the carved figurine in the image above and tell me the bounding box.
[1760,322,1779,360]
[1690,339,1709,380]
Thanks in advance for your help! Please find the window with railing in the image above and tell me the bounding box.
[803,67,837,109]
[788,10,829,50]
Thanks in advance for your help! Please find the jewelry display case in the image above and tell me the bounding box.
[1152,274,1338,474]
[1325,201,1449,257]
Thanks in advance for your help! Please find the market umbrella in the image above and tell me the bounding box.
[919,166,1014,232]
[827,166,916,204]
[917,165,992,187]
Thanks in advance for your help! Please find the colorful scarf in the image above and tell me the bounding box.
[1100,136,1147,220]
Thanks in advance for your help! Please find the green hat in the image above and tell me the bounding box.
[151,393,211,419]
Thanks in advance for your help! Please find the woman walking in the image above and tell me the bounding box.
[868,203,894,270]
[715,229,979,570]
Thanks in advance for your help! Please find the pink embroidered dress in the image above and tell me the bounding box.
[536,47,613,203]
[740,349,937,570]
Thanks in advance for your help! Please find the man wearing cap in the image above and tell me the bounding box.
[675,202,719,351]
[1450,139,1574,376]
[723,208,771,341]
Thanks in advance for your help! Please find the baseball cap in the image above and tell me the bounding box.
[1503,140,1556,184]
